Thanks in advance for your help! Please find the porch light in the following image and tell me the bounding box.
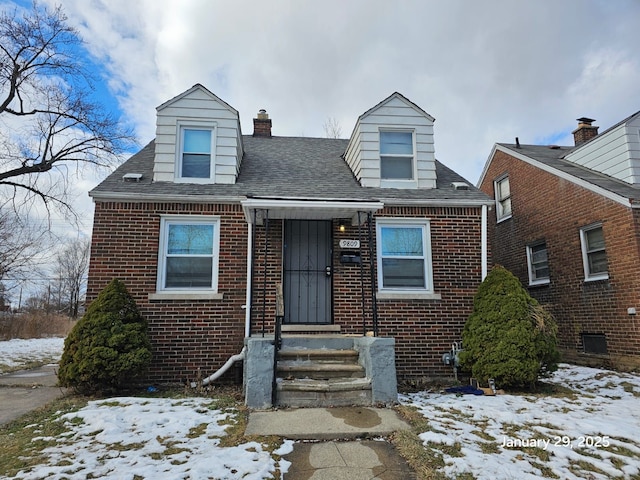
[339,223,346,233]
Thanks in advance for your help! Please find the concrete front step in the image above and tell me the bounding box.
[278,348,359,363]
[277,362,365,379]
[277,377,372,407]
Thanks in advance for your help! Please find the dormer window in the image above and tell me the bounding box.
[380,130,414,180]
[176,121,217,182]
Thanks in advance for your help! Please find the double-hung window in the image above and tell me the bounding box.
[494,175,512,221]
[178,125,215,180]
[380,130,414,180]
[580,224,608,281]
[526,241,550,285]
[376,219,433,293]
[157,216,220,292]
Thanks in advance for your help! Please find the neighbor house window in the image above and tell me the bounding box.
[178,126,215,180]
[380,130,414,180]
[526,241,550,285]
[376,219,432,292]
[494,175,512,221]
[157,216,220,292]
[580,224,608,281]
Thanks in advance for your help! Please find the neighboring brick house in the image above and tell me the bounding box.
[88,84,492,402]
[478,112,640,371]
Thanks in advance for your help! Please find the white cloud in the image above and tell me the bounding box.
[44,0,640,185]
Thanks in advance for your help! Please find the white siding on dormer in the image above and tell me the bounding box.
[153,86,242,184]
[565,115,640,185]
[344,94,436,189]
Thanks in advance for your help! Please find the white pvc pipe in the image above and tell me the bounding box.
[194,347,246,387]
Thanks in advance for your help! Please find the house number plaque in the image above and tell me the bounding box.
[339,239,360,249]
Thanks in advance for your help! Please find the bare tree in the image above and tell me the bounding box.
[323,117,343,139]
[0,2,135,218]
[53,238,90,318]
[0,206,50,284]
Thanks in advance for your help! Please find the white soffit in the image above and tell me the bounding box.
[241,198,384,224]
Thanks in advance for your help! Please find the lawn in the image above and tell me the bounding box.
[1,338,639,479]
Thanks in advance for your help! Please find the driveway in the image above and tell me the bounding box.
[0,364,68,425]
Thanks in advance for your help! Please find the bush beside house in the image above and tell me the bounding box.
[58,279,152,394]
[459,265,560,389]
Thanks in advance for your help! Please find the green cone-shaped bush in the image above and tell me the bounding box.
[459,265,559,389]
[58,279,152,394]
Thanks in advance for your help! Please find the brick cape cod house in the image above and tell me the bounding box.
[87,84,492,407]
[478,112,640,371]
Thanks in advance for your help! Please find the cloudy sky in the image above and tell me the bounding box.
[15,0,640,227]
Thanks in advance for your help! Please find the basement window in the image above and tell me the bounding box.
[582,333,608,355]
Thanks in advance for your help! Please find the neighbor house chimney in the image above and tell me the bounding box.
[572,117,598,146]
[253,109,272,137]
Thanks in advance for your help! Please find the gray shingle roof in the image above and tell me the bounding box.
[90,136,491,205]
[497,143,640,203]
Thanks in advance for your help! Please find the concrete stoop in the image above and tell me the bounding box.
[277,348,372,406]
[243,334,397,409]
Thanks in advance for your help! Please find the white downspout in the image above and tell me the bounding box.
[244,221,253,337]
[194,220,254,388]
[481,204,488,281]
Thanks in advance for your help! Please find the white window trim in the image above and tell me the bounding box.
[494,175,512,223]
[156,215,221,295]
[375,218,434,295]
[175,120,217,183]
[379,128,417,188]
[526,242,550,286]
[580,224,608,282]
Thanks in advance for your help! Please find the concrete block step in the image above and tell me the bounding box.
[277,362,365,379]
[277,377,372,407]
[278,348,359,364]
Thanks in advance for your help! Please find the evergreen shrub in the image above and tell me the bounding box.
[58,279,151,394]
[459,265,560,389]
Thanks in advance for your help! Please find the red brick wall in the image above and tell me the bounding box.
[479,150,640,370]
[375,206,484,379]
[89,201,485,383]
[88,202,248,385]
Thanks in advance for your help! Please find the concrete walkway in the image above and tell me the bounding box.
[1,368,417,478]
[0,364,68,426]
[246,406,417,479]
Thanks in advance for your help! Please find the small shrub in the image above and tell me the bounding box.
[58,279,151,394]
[459,265,559,389]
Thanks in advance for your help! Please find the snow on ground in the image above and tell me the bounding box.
[401,364,640,480]
[2,338,640,479]
[0,337,65,372]
[6,397,293,480]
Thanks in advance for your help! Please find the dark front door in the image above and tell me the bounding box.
[284,220,332,324]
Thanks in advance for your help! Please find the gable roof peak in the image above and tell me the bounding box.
[155,83,239,116]
[359,91,436,123]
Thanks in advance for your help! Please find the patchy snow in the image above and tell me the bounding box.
[0,337,65,372]
[6,397,293,480]
[401,364,640,479]
[2,337,640,479]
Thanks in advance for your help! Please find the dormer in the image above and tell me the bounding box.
[564,111,640,185]
[344,92,436,189]
[152,84,243,184]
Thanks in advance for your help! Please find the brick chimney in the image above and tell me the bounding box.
[253,109,272,137]
[572,117,598,146]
